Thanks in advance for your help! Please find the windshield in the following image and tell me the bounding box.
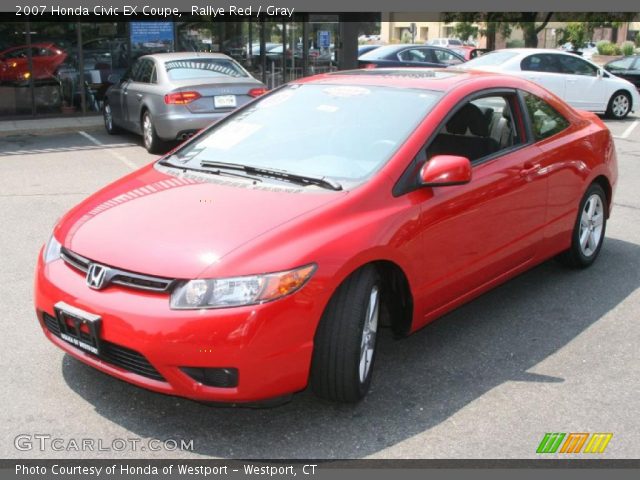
[164,58,248,80]
[163,83,441,183]
[461,50,519,68]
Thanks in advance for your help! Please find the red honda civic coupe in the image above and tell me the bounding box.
[35,69,617,405]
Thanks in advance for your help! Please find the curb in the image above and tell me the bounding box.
[0,116,104,137]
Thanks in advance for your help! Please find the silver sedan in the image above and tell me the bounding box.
[103,52,267,153]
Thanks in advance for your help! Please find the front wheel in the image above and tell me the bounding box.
[311,266,381,403]
[558,183,607,268]
[606,91,631,119]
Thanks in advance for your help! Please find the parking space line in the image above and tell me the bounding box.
[614,120,639,140]
[78,131,138,170]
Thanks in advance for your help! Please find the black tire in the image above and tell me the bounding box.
[103,101,121,134]
[558,183,607,268]
[141,110,165,153]
[605,91,631,119]
[311,265,381,403]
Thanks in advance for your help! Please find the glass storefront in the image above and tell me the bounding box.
[0,18,344,119]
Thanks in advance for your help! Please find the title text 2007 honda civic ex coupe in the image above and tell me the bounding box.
[35,69,617,405]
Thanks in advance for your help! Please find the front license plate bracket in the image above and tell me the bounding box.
[54,301,102,356]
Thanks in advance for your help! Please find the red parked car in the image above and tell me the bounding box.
[0,43,67,83]
[35,69,617,405]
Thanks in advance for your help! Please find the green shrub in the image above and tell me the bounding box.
[506,39,525,48]
[613,44,622,55]
[635,32,640,48]
[621,41,635,56]
[596,40,616,55]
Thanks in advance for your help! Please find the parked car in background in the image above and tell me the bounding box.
[357,44,382,57]
[37,68,617,405]
[449,46,489,61]
[604,55,640,91]
[560,41,597,60]
[358,44,465,68]
[0,43,67,83]
[103,52,267,153]
[426,38,464,47]
[457,48,640,119]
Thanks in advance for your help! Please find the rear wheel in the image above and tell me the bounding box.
[141,110,165,153]
[311,266,381,403]
[606,91,631,119]
[558,183,607,268]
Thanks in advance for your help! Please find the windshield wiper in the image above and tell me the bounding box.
[158,157,262,183]
[199,160,343,191]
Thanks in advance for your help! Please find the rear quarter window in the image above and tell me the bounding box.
[522,92,570,141]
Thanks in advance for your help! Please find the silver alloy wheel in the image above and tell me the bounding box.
[611,93,630,118]
[143,113,153,148]
[104,104,112,130]
[579,194,604,257]
[358,285,379,384]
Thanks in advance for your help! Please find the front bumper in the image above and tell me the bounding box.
[34,254,321,403]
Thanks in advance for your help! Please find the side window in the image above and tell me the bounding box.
[398,48,427,63]
[5,48,28,59]
[134,59,154,83]
[521,54,561,73]
[521,92,570,141]
[434,49,463,65]
[127,60,141,82]
[426,95,522,163]
[557,55,597,76]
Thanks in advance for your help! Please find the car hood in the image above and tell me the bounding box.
[56,165,346,279]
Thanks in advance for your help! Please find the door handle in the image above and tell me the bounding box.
[135,93,143,101]
[520,163,541,177]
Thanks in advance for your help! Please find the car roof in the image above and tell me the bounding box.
[491,48,579,56]
[140,52,233,61]
[294,68,526,93]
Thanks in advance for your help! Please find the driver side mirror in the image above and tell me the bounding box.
[420,155,472,186]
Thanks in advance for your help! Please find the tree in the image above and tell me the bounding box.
[453,22,478,44]
[557,22,595,50]
[442,12,554,49]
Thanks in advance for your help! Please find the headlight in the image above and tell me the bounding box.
[170,264,316,310]
[43,234,62,264]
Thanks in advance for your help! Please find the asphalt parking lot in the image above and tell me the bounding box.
[1,115,639,459]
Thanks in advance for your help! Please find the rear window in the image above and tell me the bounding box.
[164,58,248,81]
[359,45,405,60]
[463,50,519,68]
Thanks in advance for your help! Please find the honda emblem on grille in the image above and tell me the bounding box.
[86,263,109,290]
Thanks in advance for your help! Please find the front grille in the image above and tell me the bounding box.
[60,247,176,293]
[42,312,165,382]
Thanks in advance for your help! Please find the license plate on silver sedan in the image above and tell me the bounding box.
[214,95,237,108]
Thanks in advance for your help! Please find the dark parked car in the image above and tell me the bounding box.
[358,44,465,69]
[604,55,640,90]
[357,44,382,56]
[103,52,267,153]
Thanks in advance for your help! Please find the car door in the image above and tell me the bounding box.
[555,54,606,111]
[413,92,549,320]
[519,53,567,101]
[123,58,156,131]
[105,65,133,128]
